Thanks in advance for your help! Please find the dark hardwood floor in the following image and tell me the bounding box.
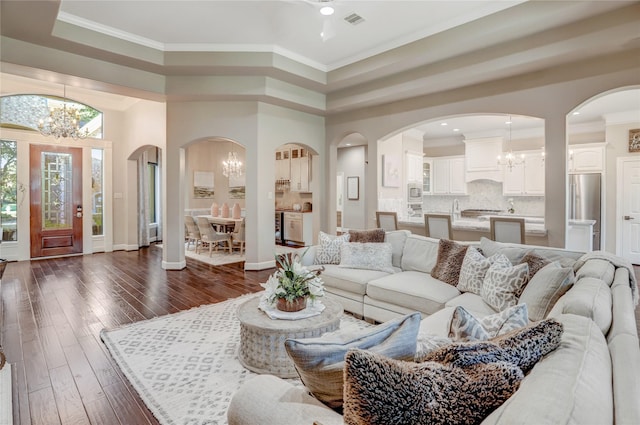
[0,245,270,425]
[1,247,639,425]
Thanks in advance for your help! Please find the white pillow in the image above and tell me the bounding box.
[519,262,574,321]
[449,304,529,341]
[339,242,394,273]
[457,249,508,295]
[314,231,350,265]
[481,259,529,311]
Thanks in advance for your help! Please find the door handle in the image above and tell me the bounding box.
[623,215,634,220]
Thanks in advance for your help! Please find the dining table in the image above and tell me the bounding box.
[198,215,243,233]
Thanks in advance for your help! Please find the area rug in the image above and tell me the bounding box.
[101,292,370,425]
[156,244,302,267]
[0,364,12,425]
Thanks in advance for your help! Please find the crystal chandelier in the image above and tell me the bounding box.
[38,86,88,140]
[497,116,524,171]
[222,151,243,179]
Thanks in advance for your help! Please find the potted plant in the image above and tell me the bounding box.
[262,249,324,312]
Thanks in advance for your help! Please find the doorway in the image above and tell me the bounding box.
[618,158,640,264]
[30,144,83,258]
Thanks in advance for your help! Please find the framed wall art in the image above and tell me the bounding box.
[629,128,640,153]
[347,176,359,200]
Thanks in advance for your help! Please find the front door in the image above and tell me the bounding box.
[621,159,640,265]
[30,145,83,258]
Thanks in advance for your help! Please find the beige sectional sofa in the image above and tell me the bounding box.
[228,232,640,425]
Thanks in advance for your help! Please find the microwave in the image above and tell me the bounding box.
[408,183,423,202]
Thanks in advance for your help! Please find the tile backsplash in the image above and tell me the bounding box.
[423,180,545,217]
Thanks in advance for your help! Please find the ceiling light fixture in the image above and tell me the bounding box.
[497,115,524,172]
[38,85,89,140]
[222,150,243,179]
[320,5,334,15]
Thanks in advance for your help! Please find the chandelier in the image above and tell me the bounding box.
[222,151,243,179]
[38,86,89,140]
[497,116,524,171]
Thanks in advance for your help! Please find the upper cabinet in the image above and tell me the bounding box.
[275,148,291,180]
[432,156,467,195]
[406,152,424,183]
[423,159,432,195]
[290,147,310,192]
[464,137,503,182]
[569,143,605,173]
[502,151,545,196]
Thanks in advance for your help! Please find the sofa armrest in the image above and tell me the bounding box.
[227,375,343,425]
[299,246,317,266]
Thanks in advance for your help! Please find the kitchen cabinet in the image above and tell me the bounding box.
[290,148,310,192]
[423,159,432,194]
[502,152,545,196]
[568,143,605,173]
[566,220,595,251]
[275,149,291,180]
[283,212,313,246]
[406,152,423,183]
[432,156,466,195]
[464,137,503,182]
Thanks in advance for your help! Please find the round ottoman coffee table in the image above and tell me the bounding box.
[237,296,343,378]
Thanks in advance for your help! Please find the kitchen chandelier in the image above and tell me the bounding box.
[222,151,243,179]
[38,86,89,140]
[497,116,524,171]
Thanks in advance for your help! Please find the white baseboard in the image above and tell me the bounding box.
[162,260,186,270]
[244,259,276,271]
[112,244,139,251]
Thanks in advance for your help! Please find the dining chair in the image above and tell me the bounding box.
[184,215,202,252]
[490,217,525,244]
[230,218,246,255]
[195,216,232,255]
[424,214,453,240]
[375,211,398,231]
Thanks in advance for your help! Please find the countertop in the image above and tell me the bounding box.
[276,209,312,213]
[401,214,548,236]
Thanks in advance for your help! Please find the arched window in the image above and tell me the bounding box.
[0,94,103,139]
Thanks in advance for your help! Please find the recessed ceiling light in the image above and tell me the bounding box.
[320,6,334,15]
[573,111,580,115]
[453,128,460,132]
[440,122,448,126]
[505,120,512,125]
[345,143,351,146]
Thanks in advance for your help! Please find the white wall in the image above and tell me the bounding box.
[337,146,366,230]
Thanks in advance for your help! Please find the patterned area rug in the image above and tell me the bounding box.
[101,293,369,425]
[155,244,302,267]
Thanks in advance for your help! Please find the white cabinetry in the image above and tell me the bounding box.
[406,152,424,183]
[566,220,595,251]
[464,137,503,182]
[423,159,432,194]
[569,144,605,173]
[290,148,310,192]
[275,149,290,180]
[283,212,313,246]
[502,152,545,196]
[432,156,466,195]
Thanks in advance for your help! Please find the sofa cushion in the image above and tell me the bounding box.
[548,277,612,335]
[400,234,440,273]
[347,228,385,243]
[575,258,616,286]
[519,251,551,284]
[320,264,390,296]
[480,237,530,264]
[284,312,420,410]
[518,262,574,321]
[314,232,350,265]
[445,292,498,316]
[383,230,411,268]
[367,271,461,315]
[339,242,394,273]
[343,348,523,425]
[481,259,529,311]
[431,239,469,286]
[482,314,613,425]
[450,304,529,342]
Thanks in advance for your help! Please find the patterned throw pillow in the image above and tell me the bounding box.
[348,228,386,243]
[343,348,524,425]
[314,231,350,265]
[339,242,394,273]
[481,259,529,311]
[456,249,510,294]
[449,304,529,341]
[431,239,469,286]
[284,312,420,410]
[519,252,551,286]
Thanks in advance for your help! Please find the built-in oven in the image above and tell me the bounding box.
[408,183,423,203]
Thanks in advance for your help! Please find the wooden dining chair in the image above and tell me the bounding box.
[230,218,246,255]
[424,214,453,240]
[490,217,525,244]
[184,215,202,252]
[195,216,232,255]
[375,211,398,231]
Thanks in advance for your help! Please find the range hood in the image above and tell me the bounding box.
[463,137,503,183]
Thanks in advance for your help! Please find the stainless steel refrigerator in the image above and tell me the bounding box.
[569,173,601,250]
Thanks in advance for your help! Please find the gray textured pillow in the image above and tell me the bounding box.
[314,231,350,265]
[339,242,394,273]
[431,239,469,286]
[481,259,529,311]
[348,228,386,243]
[284,312,421,410]
[518,262,574,321]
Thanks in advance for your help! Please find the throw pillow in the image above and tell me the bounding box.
[457,246,491,295]
[431,239,469,286]
[348,228,386,243]
[518,262,575,321]
[284,312,421,410]
[479,237,529,264]
[339,242,394,273]
[314,231,350,265]
[490,318,564,373]
[343,348,524,425]
[449,304,529,342]
[519,251,551,285]
[480,259,529,311]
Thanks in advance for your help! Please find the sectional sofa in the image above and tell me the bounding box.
[228,231,640,425]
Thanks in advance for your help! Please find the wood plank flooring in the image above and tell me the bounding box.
[0,247,639,425]
[0,245,270,425]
